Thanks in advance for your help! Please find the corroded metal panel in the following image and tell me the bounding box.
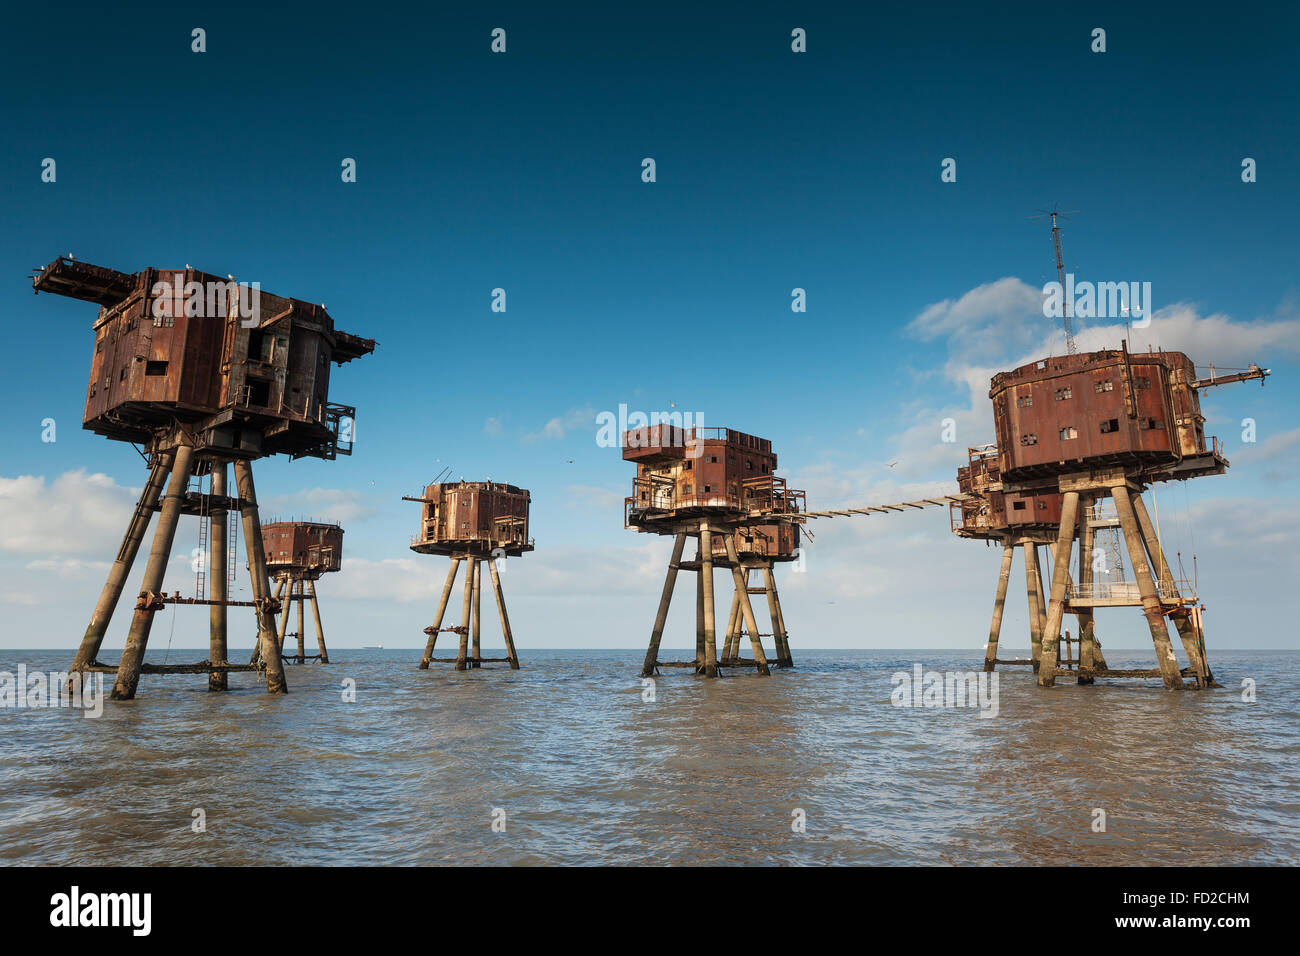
[953,444,1062,539]
[990,348,1208,482]
[623,426,795,528]
[408,481,533,557]
[710,521,801,562]
[261,521,344,574]
[34,256,376,461]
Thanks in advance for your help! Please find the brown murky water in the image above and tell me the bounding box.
[1,649,1296,865]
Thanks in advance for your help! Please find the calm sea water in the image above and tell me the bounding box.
[1,648,1296,866]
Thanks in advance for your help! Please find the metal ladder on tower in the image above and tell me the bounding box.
[195,475,209,600]
[227,494,239,591]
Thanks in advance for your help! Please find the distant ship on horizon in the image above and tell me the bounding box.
[361,642,383,650]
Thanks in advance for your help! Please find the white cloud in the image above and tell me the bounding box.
[907,276,1043,345]
[564,484,624,511]
[887,281,1296,482]
[1233,427,1300,467]
[524,406,596,443]
[331,557,435,602]
[25,557,111,577]
[0,469,141,554]
[261,487,376,524]
[1112,303,1300,366]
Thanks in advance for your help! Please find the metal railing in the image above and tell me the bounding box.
[952,499,994,533]
[625,474,804,522]
[410,528,530,548]
[1068,578,1196,603]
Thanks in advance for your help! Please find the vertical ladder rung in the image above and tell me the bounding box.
[228,509,239,587]
[195,479,209,601]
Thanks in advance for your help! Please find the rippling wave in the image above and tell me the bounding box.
[1,648,1295,865]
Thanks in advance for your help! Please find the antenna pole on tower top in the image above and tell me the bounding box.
[1049,211,1078,355]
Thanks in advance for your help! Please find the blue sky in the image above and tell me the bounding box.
[1,1,1297,653]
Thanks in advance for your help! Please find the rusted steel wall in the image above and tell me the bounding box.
[1004,491,1063,530]
[991,349,1205,480]
[413,481,531,553]
[624,427,782,516]
[34,256,375,460]
[262,521,344,573]
[709,522,801,561]
[955,445,1062,538]
[621,424,690,463]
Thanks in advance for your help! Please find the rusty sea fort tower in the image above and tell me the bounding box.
[624,425,806,678]
[956,346,1268,689]
[257,520,345,665]
[952,216,1271,690]
[621,424,971,679]
[33,256,375,698]
[405,480,533,671]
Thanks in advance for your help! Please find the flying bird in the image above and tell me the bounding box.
[884,459,899,469]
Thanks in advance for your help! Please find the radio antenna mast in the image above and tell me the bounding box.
[1033,207,1079,354]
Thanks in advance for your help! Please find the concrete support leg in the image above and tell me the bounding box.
[488,558,519,669]
[1074,510,1109,671]
[699,523,718,678]
[1132,493,1213,687]
[208,461,229,691]
[1112,485,1184,690]
[721,579,741,665]
[294,579,306,663]
[234,459,287,695]
[641,533,686,677]
[1090,622,1108,670]
[1184,606,1216,688]
[470,558,483,668]
[1037,491,1080,688]
[275,578,291,653]
[252,577,285,665]
[723,534,770,676]
[1076,496,1097,684]
[111,444,196,700]
[1078,618,1097,682]
[984,541,1015,672]
[72,450,172,675]
[761,564,789,667]
[694,555,705,670]
[1035,548,1048,642]
[1023,540,1044,666]
[456,557,474,671]
[768,564,794,667]
[420,557,462,668]
[307,578,329,664]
